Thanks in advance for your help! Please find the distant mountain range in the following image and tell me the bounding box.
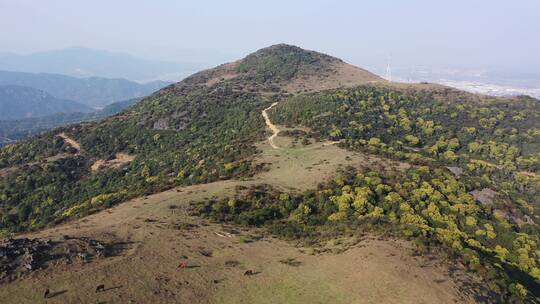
[0,47,200,82]
[0,70,169,108]
[0,97,141,145]
[0,47,181,146]
[0,68,168,142]
[0,85,93,120]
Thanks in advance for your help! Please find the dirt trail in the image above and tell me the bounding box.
[0,133,83,178]
[58,132,82,152]
[262,103,343,149]
[261,102,280,149]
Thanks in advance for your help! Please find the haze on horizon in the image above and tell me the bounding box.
[1,0,539,78]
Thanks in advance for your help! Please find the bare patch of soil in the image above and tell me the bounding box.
[0,166,18,178]
[57,132,81,153]
[91,153,135,171]
[470,188,498,205]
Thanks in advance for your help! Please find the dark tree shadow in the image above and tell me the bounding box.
[46,290,68,298]
[103,285,123,292]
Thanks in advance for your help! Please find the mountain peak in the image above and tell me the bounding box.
[246,43,340,61]
[179,44,382,93]
[236,44,343,81]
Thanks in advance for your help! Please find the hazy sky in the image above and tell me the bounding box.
[1,0,539,72]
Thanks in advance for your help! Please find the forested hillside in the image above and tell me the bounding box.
[0,44,378,233]
[270,86,540,207]
[0,98,141,144]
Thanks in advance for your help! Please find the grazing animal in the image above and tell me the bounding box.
[244,270,254,276]
[95,284,105,292]
[44,289,50,298]
[178,262,187,269]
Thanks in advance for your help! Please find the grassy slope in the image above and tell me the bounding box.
[0,135,484,304]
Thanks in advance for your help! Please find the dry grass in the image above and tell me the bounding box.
[0,179,480,304]
[204,62,239,86]
[253,132,410,192]
[0,129,487,304]
[285,62,384,94]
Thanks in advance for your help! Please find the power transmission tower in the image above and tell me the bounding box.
[385,55,392,81]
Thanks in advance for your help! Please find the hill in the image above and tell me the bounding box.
[0,85,93,120]
[0,98,141,144]
[0,70,169,108]
[0,47,198,82]
[0,44,538,303]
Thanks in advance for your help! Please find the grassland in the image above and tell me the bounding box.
[0,126,487,303]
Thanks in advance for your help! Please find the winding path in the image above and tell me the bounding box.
[262,102,280,149]
[262,102,343,149]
